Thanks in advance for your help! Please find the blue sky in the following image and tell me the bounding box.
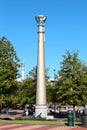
[0,0,87,79]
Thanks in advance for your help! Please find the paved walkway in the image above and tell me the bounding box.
[0,124,87,130]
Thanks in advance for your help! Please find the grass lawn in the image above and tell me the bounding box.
[0,119,82,126]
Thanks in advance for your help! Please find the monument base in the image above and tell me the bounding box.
[35,105,47,118]
[46,115,54,120]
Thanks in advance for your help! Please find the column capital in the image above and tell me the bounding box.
[35,15,47,26]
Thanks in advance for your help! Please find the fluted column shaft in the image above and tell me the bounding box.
[36,25,46,105]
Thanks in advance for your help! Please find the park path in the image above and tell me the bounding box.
[0,124,87,130]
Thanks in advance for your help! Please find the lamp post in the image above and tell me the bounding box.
[35,15,47,118]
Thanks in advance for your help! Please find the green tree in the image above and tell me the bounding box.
[47,84,58,103]
[17,78,36,106]
[0,37,20,107]
[56,50,87,106]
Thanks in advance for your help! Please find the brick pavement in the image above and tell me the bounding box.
[0,124,87,130]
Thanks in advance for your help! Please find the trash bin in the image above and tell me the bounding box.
[82,105,87,127]
[67,110,74,126]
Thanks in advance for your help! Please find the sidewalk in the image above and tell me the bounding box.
[0,124,87,130]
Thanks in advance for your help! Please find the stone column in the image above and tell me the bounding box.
[35,15,47,118]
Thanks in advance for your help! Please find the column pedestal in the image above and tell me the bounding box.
[35,105,47,118]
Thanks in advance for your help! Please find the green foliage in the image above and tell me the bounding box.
[46,85,57,103]
[0,37,20,107]
[17,78,36,106]
[56,50,87,106]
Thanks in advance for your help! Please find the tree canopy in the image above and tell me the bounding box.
[17,78,36,106]
[56,50,87,106]
[0,37,20,107]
